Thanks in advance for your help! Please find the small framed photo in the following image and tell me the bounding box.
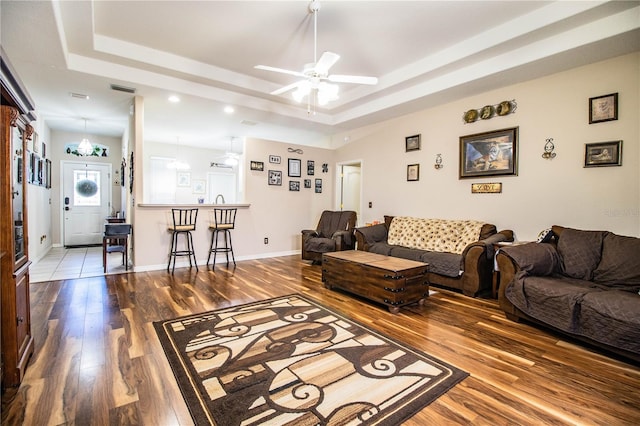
[192,179,206,194]
[589,93,618,124]
[250,161,264,171]
[405,134,421,152]
[459,127,518,179]
[584,141,622,167]
[307,160,315,175]
[269,155,281,164]
[177,172,191,187]
[304,179,311,188]
[288,158,301,177]
[268,170,282,186]
[315,178,322,193]
[289,181,300,191]
[407,164,420,181]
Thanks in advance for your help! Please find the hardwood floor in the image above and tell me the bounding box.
[2,255,639,425]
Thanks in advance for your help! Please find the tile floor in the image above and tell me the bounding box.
[29,246,130,283]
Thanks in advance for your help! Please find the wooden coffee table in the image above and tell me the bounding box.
[322,251,429,313]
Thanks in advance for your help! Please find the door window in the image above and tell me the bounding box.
[74,169,101,206]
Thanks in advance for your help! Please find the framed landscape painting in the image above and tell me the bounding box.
[459,127,518,179]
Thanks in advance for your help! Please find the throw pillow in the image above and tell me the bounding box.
[536,228,553,243]
[593,233,640,290]
[556,228,606,280]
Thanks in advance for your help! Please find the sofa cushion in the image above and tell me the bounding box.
[579,290,640,355]
[368,242,393,256]
[556,228,606,280]
[388,217,485,255]
[368,243,463,278]
[592,233,640,291]
[419,251,463,277]
[304,237,336,253]
[506,275,602,333]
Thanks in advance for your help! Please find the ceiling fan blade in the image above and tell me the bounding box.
[328,75,378,85]
[270,81,302,95]
[314,51,340,75]
[255,65,305,78]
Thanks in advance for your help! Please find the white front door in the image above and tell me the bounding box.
[62,162,111,246]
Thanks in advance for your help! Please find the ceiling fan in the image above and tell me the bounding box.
[255,0,378,109]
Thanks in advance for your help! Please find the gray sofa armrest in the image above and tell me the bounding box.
[497,242,561,317]
[354,223,388,251]
[462,229,514,259]
[499,242,561,276]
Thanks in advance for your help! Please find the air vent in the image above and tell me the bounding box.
[70,92,89,100]
[240,120,257,126]
[110,84,136,94]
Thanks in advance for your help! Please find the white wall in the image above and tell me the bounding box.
[334,53,640,240]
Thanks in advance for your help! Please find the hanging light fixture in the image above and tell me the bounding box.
[77,118,93,156]
[167,136,190,170]
[224,137,239,166]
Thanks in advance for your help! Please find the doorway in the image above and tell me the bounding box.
[62,161,112,246]
[337,161,362,225]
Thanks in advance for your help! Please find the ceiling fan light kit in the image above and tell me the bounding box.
[255,0,377,112]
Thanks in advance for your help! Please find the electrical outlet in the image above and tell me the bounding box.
[368,201,372,208]
[264,237,269,244]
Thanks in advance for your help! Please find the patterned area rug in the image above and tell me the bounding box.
[154,294,468,425]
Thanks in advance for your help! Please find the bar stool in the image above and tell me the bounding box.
[167,208,198,273]
[207,208,237,268]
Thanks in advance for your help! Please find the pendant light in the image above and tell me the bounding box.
[167,136,190,170]
[224,137,239,166]
[78,118,93,156]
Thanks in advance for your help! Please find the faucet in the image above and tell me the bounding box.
[215,194,225,204]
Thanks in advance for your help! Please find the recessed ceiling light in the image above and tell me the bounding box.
[168,95,180,103]
[224,106,235,114]
[70,92,90,100]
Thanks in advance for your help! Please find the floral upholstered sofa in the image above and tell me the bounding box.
[355,216,513,297]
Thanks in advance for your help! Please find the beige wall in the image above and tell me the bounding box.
[29,52,640,270]
[132,137,335,270]
[334,53,640,241]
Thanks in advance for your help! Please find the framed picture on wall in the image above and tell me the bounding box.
[268,170,282,186]
[407,164,419,181]
[405,134,421,152]
[250,161,264,171]
[288,158,301,177]
[192,179,206,194]
[177,172,191,187]
[459,127,518,179]
[589,93,618,124]
[584,140,622,167]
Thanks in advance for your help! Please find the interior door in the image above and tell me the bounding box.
[340,163,361,222]
[62,162,111,246]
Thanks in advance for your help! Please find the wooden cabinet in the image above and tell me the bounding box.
[1,49,36,390]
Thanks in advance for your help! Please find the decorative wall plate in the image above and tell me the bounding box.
[463,109,478,123]
[463,100,517,123]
